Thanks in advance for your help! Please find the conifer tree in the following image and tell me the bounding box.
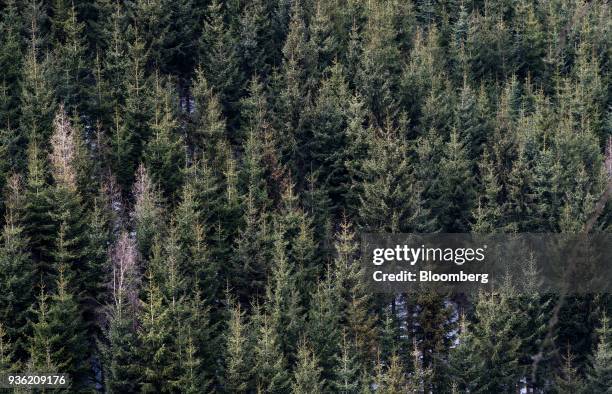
[512,1,546,81]
[29,266,89,389]
[332,219,377,364]
[51,1,91,113]
[131,164,165,260]
[472,151,503,232]
[136,270,177,393]
[467,289,523,392]
[232,192,272,303]
[0,0,23,133]
[100,231,140,394]
[586,313,612,392]
[331,332,363,394]
[292,341,325,394]
[22,141,55,279]
[48,107,91,292]
[307,275,341,385]
[238,0,274,80]
[143,73,184,200]
[359,121,430,233]
[20,14,56,148]
[121,29,152,187]
[238,76,279,207]
[554,348,584,394]
[0,322,16,372]
[344,93,370,217]
[429,127,475,232]
[266,232,303,362]
[0,175,34,359]
[448,313,480,393]
[200,0,242,116]
[356,0,402,124]
[109,109,135,190]
[251,307,290,394]
[373,352,410,394]
[309,0,338,76]
[304,62,350,211]
[188,67,228,158]
[224,301,252,393]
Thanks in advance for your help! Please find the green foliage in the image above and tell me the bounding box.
[586,314,612,392]
[0,1,609,392]
[292,341,325,394]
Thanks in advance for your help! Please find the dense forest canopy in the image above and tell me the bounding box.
[0,0,610,392]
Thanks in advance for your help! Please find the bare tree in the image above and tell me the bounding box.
[49,105,77,190]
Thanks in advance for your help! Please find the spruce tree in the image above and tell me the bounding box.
[265,232,303,363]
[307,275,341,385]
[29,266,89,389]
[188,67,228,158]
[224,301,252,393]
[136,271,177,393]
[468,289,523,392]
[586,313,612,392]
[356,0,402,124]
[304,62,350,211]
[0,322,16,372]
[251,307,290,394]
[232,192,272,303]
[21,141,55,280]
[359,121,430,233]
[131,164,165,260]
[554,348,585,394]
[51,1,91,113]
[0,0,23,134]
[100,231,140,394]
[448,313,480,393]
[292,341,325,394]
[143,73,184,200]
[331,332,363,394]
[429,127,475,232]
[20,15,56,148]
[200,0,242,117]
[121,29,152,187]
[0,175,35,359]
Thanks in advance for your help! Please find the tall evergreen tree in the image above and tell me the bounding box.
[0,175,34,359]
[292,341,325,394]
[586,313,612,392]
[143,73,184,200]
